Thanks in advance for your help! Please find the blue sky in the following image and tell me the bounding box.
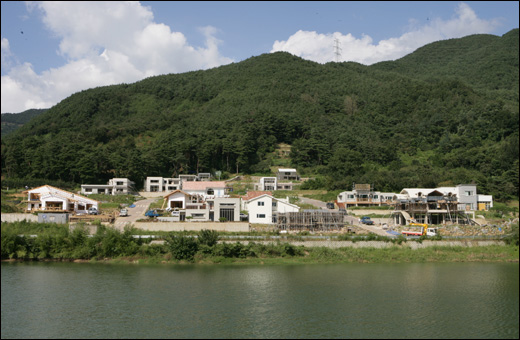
[1,1,518,113]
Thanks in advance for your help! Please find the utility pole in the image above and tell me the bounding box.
[333,38,342,62]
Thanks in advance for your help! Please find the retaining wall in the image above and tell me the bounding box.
[132,222,250,232]
[1,213,38,223]
[219,240,505,249]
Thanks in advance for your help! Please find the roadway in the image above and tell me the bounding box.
[113,197,158,230]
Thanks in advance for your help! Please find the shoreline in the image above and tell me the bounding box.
[3,244,518,265]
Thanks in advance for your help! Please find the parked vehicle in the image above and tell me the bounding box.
[401,223,438,236]
[360,216,374,225]
[87,207,98,215]
[145,210,159,218]
[119,209,128,217]
[326,202,335,209]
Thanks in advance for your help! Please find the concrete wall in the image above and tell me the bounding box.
[38,213,69,224]
[1,213,39,223]
[133,222,250,232]
[220,240,505,249]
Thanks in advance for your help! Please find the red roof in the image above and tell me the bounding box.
[182,181,227,191]
[242,191,272,201]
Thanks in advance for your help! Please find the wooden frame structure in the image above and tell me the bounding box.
[392,193,473,225]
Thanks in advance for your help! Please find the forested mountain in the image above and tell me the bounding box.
[1,109,47,137]
[1,30,518,199]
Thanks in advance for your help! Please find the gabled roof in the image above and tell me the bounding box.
[27,185,98,204]
[245,193,300,210]
[242,191,272,201]
[164,190,191,198]
[182,181,227,191]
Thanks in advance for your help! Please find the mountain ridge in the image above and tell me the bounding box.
[2,30,518,199]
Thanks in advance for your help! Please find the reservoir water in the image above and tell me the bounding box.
[1,262,518,339]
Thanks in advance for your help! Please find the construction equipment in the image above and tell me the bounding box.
[401,223,437,236]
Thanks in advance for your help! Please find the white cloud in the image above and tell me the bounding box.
[271,2,501,65]
[1,1,233,113]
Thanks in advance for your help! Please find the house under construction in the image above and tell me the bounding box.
[276,210,346,231]
[392,190,474,225]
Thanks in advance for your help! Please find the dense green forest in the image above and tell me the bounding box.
[1,109,47,137]
[1,30,518,199]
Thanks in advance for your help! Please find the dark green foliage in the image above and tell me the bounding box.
[1,222,150,260]
[1,109,47,137]
[503,223,519,246]
[197,229,219,247]
[1,30,518,199]
[165,233,199,261]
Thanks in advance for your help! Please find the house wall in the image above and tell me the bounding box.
[145,177,165,192]
[214,197,241,222]
[247,196,274,224]
[456,184,478,211]
[276,200,300,214]
[260,177,277,191]
[166,192,187,209]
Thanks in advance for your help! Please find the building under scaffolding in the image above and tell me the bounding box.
[276,210,346,231]
[392,190,474,225]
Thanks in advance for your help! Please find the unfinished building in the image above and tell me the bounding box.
[392,190,474,225]
[276,210,346,232]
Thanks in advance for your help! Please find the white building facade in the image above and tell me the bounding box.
[243,194,300,224]
[25,185,98,214]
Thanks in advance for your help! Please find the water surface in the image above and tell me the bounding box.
[2,262,518,339]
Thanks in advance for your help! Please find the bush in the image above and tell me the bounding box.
[504,223,519,246]
[165,233,199,261]
[198,229,219,247]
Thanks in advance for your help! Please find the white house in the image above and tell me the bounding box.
[182,181,228,199]
[163,190,239,221]
[276,168,300,181]
[337,184,395,208]
[81,178,135,195]
[400,184,492,211]
[259,177,277,191]
[144,173,211,192]
[242,192,300,224]
[25,185,98,214]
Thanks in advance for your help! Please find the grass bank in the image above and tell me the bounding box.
[2,221,518,265]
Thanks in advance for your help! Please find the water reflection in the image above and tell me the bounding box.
[2,262,518,339]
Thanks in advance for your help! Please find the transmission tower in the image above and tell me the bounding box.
[333,38,342,62]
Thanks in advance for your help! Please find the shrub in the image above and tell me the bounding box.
[198,229,219,247]
[504,223,519,246]
[165,233,199,261]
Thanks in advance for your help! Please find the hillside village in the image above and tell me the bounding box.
[1,31,518,240]
[3,163,514,239]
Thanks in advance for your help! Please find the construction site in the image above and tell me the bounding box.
[392,193,476,226]
[276,210,347,232]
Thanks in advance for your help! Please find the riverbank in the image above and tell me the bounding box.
[2,221,518,265]
[3,244,518,265]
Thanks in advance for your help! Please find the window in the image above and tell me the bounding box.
[257,214,266,218]
[272,202,277,207]
[207,189,214,195]
[116,181,124,186]
[258,201,265,206]
[465,191,473,196]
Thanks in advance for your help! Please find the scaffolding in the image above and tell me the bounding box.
[276,210,346,231]
[392,195,472,225]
